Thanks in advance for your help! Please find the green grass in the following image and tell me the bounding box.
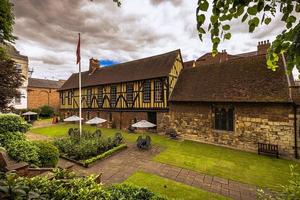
[124,172,229,200]
[30,123,300,190]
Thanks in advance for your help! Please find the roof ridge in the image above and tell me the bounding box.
[73,49,180,75]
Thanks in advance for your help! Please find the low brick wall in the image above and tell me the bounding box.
[158,102,297,158]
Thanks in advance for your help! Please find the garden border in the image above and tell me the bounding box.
[60,144,128,168]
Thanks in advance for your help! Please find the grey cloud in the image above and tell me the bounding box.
[11,0,289,79]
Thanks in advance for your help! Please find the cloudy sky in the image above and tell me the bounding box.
[11,0,292,80]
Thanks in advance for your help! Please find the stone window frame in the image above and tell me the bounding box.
[212,104,235,132]
[143,80,151,103]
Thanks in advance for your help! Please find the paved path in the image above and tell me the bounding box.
[71,144,258,200]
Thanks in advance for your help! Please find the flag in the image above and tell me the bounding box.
[76,33,81,64]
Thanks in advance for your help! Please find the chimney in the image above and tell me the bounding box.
[89,58,100,75]
[219,49,228,63]
[257,40,271,55]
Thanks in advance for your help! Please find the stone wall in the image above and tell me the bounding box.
[158,102,297,158]
[28,87,60,110]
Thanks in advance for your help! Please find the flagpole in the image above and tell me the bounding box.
[78,33,82,137]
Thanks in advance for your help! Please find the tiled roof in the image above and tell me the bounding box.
[28,78,65,89]
[59,49,181,90]
[170,54,293,103]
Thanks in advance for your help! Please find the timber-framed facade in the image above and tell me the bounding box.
[58,50,184,128]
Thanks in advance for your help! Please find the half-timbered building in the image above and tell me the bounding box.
[58,50,184,129]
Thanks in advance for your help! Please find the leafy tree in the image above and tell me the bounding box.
[0,0,24,111]
[196,0,300,73]
[0,0,16,43]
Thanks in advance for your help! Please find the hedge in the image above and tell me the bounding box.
[83,144,127,166]
[0,114,31,133]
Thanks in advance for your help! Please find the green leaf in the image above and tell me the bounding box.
[235,6,244,18]
[210,15,218,24]
[264,17,271,25]
[198,27,206,34]
[222,25,230,31]
[242,13,248,22]
[198,0,209,11]
[247,5,258,15]
[249,24,256,32]
[296,4,300,12]
[198,34,203,41]
[197,14,206,25]
[212,37,220,44]
[224,33,232,40]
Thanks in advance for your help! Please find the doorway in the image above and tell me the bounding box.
[147,112,157,127]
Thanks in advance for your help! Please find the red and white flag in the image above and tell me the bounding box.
[76,33,81,64]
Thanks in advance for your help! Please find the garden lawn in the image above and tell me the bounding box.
[30,123,300,189]
[124,172,229,200]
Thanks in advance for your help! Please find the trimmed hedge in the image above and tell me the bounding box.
[0,114,31,133]
[84,144,127,166]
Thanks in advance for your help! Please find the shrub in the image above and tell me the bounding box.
[53,131,123,160]
[84,144,127,166]
[33,141,59,167]
[0,114,31,133]
[39,105,55,118]
[0,132,25,148]
[7,140,40,166]
[107,184,165,200]
[113,132,123,147]
[0,172,165,200]
[137,135,151,150]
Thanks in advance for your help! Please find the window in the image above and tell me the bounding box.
[126,83,134,104]
[143,80,151,103]
[15,64,22,73]
[60,92,65,105]
[86,89,92,107]
[154,80,163,102]
[214,106,234,131]
[110,85,117,106]
[15,96,21,105]
[97,86,103,106]
[67,91,72,105]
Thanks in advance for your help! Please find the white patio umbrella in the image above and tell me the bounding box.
[85,117,107,125]
[131,120,156,128]
[22,111,38,121]
[64,115,83,122]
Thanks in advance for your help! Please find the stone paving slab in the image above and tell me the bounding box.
[70,144,258,200]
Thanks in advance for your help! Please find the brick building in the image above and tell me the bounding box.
[27,78,65,110]
[159,41,300,158]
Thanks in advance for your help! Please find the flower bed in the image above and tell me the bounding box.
[54,129,126,167]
